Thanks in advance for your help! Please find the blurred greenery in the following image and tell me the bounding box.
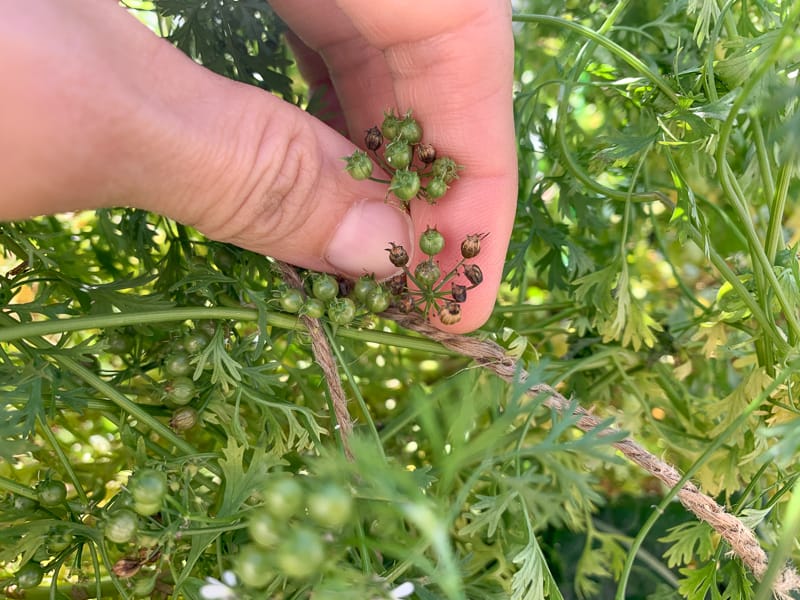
[1,0,800,598]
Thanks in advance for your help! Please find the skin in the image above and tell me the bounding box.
[0,0,516,333]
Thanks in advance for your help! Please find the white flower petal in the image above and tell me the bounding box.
[200,583,236,600]
[390,582,415,599]
[221,570,238,587]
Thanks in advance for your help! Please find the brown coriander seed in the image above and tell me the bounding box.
[461,233,488,259]
[388,273,408,295]
[463,264,484,286]
[386,242,410,267]
[451,283,467,303]
[438,301,462,325]
[417,143,436,164]
[365,126,383,151]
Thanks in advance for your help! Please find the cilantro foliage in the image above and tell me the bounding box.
[1,1,799,599]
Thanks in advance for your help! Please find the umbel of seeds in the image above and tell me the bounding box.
[384,227,488,325]
[343,109,463,207]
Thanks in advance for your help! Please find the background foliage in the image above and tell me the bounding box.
[1,0,799,598]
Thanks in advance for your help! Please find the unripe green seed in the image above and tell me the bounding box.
[419,227,445,256]
[414,261,441,287]
[390,169,421,202]
[344,150,373,180]
[385,140,412,170]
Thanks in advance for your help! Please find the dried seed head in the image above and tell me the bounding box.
[451,283,467,303]
[365,126,383,151]
[169,406,198,432]
[463,264,484,286]
[112,558,142,579]
[337,276,354,298]
[396,293,416,313]
[386,243,410,267]
[417,143,436,164]
[438,301,462,325]
[388,273,408,295]
[461,233,488,259]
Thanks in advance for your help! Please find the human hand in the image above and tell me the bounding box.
[0,0,516,333]
[270,1,517,332]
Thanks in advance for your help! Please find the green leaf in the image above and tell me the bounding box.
[659,521,714,568]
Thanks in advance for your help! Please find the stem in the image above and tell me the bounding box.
[766,163,793,262]
[754,474,800,599]
[59,357,198,456]
[325,323,386,461]
[0,307,455,355]
[36,415,90,505]
[512,13,681,106]
[615,358,799,599]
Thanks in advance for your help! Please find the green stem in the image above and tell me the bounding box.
[324,322,386,460]
[59,356,198,456]
[714,2,800,341]
[36,414,90,505]
[766,163,793,262]
[754,474,800,599]
[681,223,791,354]
[614,358,799,599]
[0,307,454,355]
[512,13,681,106]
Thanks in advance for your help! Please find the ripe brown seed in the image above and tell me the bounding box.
[365,126,383,151]
[388,273,408,295]
[463,264,484,286]
[386,243,410,267]
[461,233,488,259]
[170,406,198,431]
[451,283,467,303]
[438,301,462,325]
[417,143,436,164]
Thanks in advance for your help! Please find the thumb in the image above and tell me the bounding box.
[171,89,414,280]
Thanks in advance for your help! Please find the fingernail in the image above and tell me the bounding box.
[325,199,413,278]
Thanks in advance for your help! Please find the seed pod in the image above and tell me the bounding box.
[365,126,383,151]
[344,150,373,180]
[399,114,423,144]
[419,226,445,256]
[463,264,483,286]
[381,111,400,140]
[388,273,408,295]
[451,283,467,303]
[396,293,416,313]
[386,243,410,267]
[389,169,421,202]
[431,156,460,184]
[438,301,462,325]
[417,143,436,164]
[425,177,447,201]
[414,261,441,287]
[337,276,354,298]
[461,233,488,259]
[170,406,198,431]
[385,140,412,170]
[112,557,142,579]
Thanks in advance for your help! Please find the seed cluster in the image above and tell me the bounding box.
[344,109,488,325]
[385,227,488,325]
[275,272,392,327]
[344,109,462,207]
